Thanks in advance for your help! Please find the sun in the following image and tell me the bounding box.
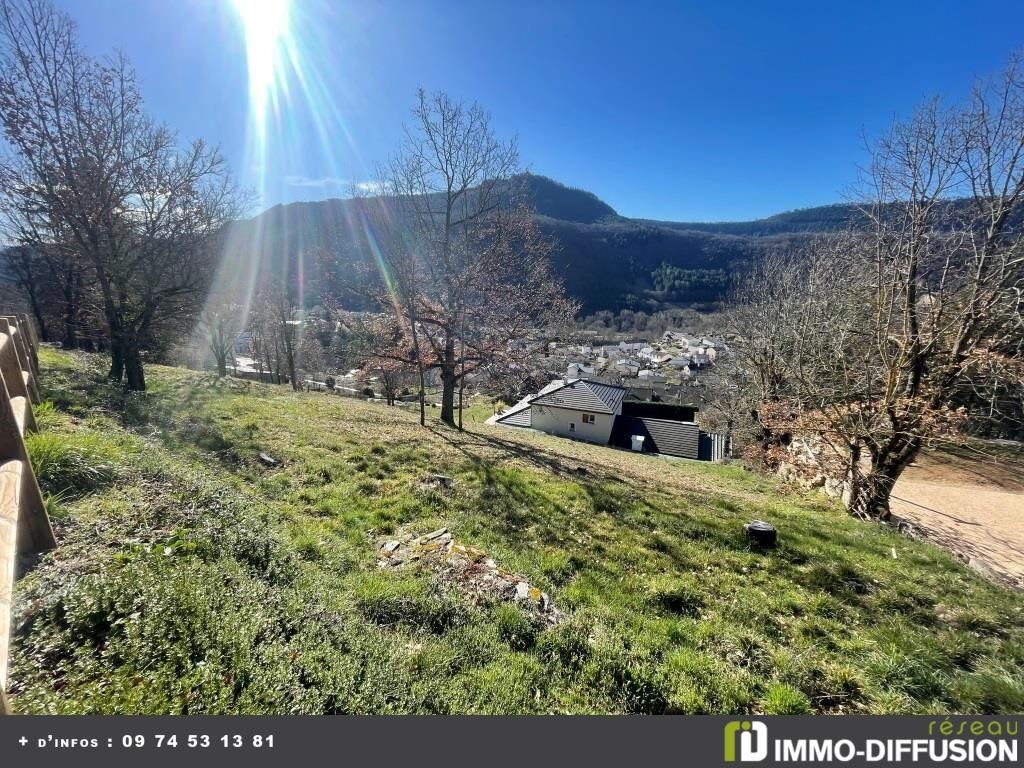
[229,0,292,131]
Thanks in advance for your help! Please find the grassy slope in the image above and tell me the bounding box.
[10,347,1024,714]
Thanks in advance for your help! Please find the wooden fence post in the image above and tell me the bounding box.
[0,320,39,403]
[0,316,55,715]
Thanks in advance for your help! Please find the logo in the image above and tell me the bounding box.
[724,721,769,762]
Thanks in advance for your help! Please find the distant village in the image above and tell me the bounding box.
[537,330,729,393]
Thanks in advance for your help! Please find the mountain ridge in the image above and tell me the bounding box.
[228,174,860,313]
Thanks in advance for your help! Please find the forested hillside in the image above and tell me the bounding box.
[224,175,823,314]
[223,175,1024,315]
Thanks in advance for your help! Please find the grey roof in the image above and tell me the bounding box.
[532,379,626,415]
[495,407,532,427]
[493,379,566,428]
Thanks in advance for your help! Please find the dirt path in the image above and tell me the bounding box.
[891,450,1024,589]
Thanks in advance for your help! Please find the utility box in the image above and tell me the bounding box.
[630,435,645,452]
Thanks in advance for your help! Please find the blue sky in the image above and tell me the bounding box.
[56,0,1024,221]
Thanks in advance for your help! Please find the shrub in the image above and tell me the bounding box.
[25,431,120,497]
[353,573,469,633]
[762,682,813,714]
[494,604,538,651]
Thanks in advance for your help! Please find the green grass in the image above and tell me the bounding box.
[10,346,1024,714]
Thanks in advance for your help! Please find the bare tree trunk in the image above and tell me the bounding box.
[124,338,146,391]
[406,304,426,426]
[440,369,456,426]
[437,332,458,426]
[458,311,466,432]
[845,438,920,520]
[108,328,125,382]
[847,470,898,520]
[272,337,282,384]
[62,303,76,348]
[60,267,82,348]
[109,346,124,381]
[285,345,298,391]
[24,285,48,343]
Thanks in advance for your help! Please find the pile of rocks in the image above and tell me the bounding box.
[769,434,852,500]
[377,528,562,623]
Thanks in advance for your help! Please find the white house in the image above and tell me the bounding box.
[490,379,627,444]
[613,359,641,376]
[567,362,595,379]
[488,379,714,461]
[637,369,666,384]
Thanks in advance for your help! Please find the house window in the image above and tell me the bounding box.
[581,413,596,424]
[568,422,576,432]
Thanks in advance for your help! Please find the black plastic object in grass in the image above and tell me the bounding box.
[744,520,777,548]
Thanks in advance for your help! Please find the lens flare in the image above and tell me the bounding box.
[197,0,386,381]
[229,0,293,191]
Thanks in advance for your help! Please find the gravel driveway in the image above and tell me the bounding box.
[891,449,1024,589]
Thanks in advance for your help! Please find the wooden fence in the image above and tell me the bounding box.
[0,314,55,715]
[698,431,728,462]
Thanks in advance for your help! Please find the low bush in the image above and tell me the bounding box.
[494,604,538,651]
[25,430,121,497]
[354,573,470,634]
[761,682,813,714]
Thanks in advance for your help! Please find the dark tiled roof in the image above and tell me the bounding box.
[532,379,626,415]
[610,416,700,459]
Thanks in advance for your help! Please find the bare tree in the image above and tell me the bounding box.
[0,0,242,389]
[362,359,413,406]
[197,298,241,378]
[360,90,577,427]
[245,300,274,383]
[732,54,1024,519]
[297,327,328,384]
[248,279,299,390]
[696,360,754,459]
[2,245,52,340]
